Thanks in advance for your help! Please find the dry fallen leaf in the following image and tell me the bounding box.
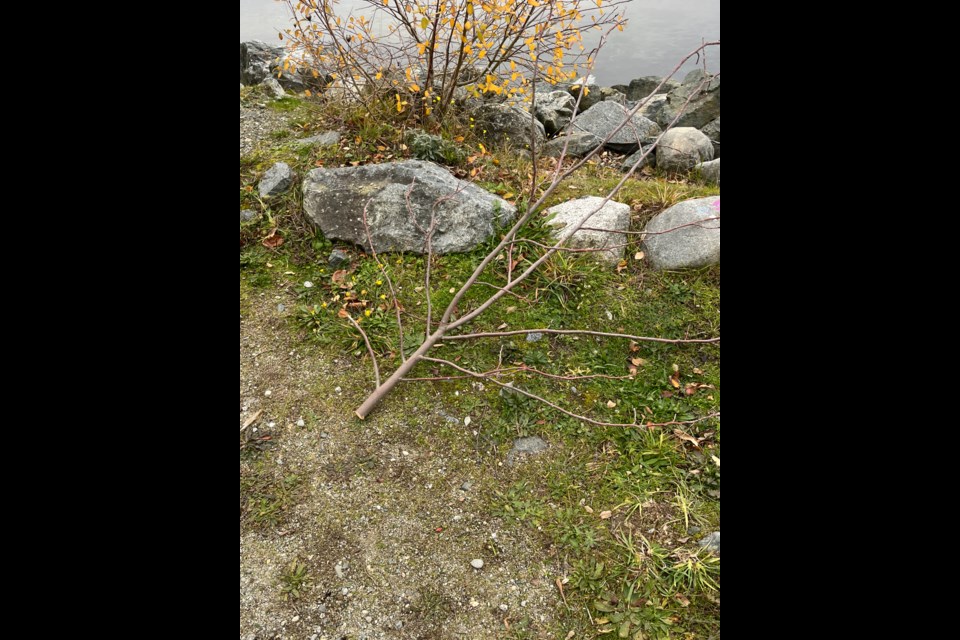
[674,429,703,449]
[261,228,284,248]
[675,594,691,607]
[711,455,720,468]
[600,511,613,520]
[607,400,617,409]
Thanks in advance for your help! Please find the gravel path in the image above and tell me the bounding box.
[240,283,564,640]
[240,102,291,157]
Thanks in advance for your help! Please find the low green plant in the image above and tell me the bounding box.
[279,560,311,600]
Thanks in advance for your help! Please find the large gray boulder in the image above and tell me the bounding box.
[656,128,715,172]
[701,118,721,158]
[599,87,627,105]
[567,83,602,112]
[240,41,327,93]
[657,70,721,130]
[475,104,545,150]
[568,101,661,154]
[240,41,280,86]
[625,76,680,101]
[643,197,720,270]
[634,94,669,122]
[543,132,603,158]
[546,196,631,266]
[534,91,576,136]
[302,161,516,254]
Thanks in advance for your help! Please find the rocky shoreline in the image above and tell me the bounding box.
[240,41,720,271]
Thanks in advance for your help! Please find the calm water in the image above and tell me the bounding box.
[239,0,720,85]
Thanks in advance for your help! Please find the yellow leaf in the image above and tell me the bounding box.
[503,192,515,200]
[421,16,430,29]
[478,143,487,155]
[410,84,421,93]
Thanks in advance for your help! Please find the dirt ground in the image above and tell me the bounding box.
[240,283,568,640]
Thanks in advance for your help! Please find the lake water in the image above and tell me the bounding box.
[239,0,720,86]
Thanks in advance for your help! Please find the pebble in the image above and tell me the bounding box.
[700,531,720,554]
[277,304,286,312]
[297,419,306,427]
[471,559,485,569]
[264,390,272,397]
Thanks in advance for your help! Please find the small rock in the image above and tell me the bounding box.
[265,390,272,397]
[240,209,258,222]
[460,481,473,492]
[262,77,286,99]
[328,249,351,269]
[700,531,720,554]
[304,281,314,288]
[297,418,306,427]
[526,332,544,343]
[297,131,341,148]
[471,559,485,569]
[259,162,294,198]
[277,304,286,312]
[695,158,721,185]
[507,436,549,466]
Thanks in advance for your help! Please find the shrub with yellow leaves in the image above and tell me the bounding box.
[280,0,627,123]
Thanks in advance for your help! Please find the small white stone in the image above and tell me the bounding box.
[304,281,314,288]
[264,390,272,397]
[297,419,306,427]
[471,559,485,569]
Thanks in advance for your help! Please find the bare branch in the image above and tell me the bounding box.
[345,315,382,389]
[442,329,720,344]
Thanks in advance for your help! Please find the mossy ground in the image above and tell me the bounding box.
[240,86,720,639]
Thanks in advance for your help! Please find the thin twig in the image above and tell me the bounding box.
[362,201,406,363]
[346,315,382,389]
